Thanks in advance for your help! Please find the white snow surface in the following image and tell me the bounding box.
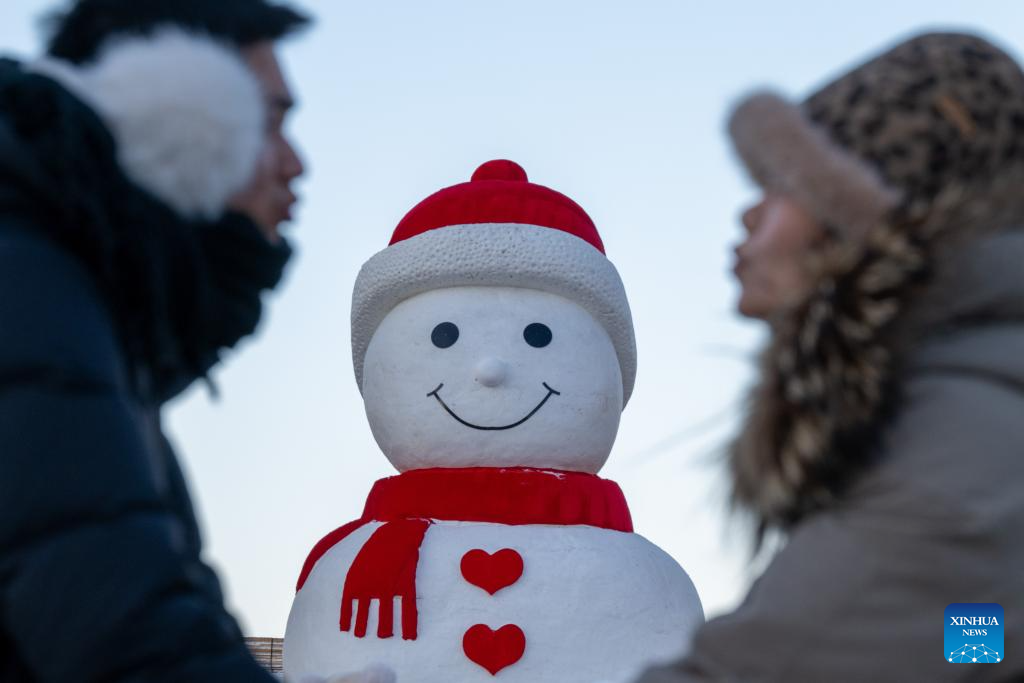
[361,286,624,473]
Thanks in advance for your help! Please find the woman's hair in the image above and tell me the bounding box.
[45,0,311,64]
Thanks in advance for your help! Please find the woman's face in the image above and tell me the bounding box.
[733,194,825,320]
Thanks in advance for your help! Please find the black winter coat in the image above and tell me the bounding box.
[0,60,290,681]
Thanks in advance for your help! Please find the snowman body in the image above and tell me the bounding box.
[285,521,702,682]
[285,162,704,680]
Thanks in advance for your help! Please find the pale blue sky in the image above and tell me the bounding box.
[3,1,1023,637]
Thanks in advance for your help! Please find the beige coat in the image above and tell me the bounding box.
[637,231,1024,682]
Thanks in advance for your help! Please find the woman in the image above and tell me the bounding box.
[639,31,1024,682]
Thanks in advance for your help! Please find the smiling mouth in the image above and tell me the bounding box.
[426,382,561,431]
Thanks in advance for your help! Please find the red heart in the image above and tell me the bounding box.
[463,624,526,675]
[461,548,523,595]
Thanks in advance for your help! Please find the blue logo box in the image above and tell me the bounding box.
[946,603,1003,663]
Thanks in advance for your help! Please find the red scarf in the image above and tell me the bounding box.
[295,467,633,641]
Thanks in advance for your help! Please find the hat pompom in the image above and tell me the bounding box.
[471,159,529,182]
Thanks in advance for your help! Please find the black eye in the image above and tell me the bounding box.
[523,323,552,348]
[431,322,459,348]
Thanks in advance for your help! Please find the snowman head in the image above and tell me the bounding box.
[352,161,636,474]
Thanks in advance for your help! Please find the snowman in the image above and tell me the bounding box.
[284,160,703,682]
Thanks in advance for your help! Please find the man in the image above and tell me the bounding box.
[0,1,336,680]
[38,6,398,681]
[46,0,308,244]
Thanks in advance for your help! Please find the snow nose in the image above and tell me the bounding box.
[474,357,508,388]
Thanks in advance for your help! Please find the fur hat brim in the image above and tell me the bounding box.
[728,91,901,235]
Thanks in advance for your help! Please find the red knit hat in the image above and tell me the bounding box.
[390,159,604,253]
[351,160,637,405]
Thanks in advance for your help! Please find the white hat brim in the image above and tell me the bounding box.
[351,223,637,406]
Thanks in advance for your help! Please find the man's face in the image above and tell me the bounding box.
[229,41,304,242]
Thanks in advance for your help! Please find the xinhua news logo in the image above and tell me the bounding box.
[946,603,1003,663]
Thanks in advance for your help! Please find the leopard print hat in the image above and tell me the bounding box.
[729,31,1024,237]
